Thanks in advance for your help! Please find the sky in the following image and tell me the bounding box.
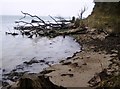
[0,0,95,17]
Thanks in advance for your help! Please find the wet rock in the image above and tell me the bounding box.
[61,74,74,77]
[39,60,45,63]
[3,69,6,72]
[79,57,83,59]
[49,43,52,45]
[3,71,27,83]
[40,70,55,74]
[5,32,18,36]
[15,65,24,70]
[66,57,73,60]
[111,50,118,54]
[12,33,19,36]
[88,73,101,87]
[45,62,50,65]
[73,57,79,60]
[59,60,65,63]
[82,63,87,65]
[24,59,39,65]
[68,69,72,71]
[86,56,90,58]
[2,81,9,87]
[24,32,30,35]
[110,53,117,57]
[62,62,72,65]
[71,63,79,67]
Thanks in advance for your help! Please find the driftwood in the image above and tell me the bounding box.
[13,12,87,38]
[20,11,46,25]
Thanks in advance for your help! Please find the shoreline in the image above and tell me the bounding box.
[4,27,119,88]
[44,29,112,87]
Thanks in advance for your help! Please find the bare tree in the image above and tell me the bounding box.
[78,6,87,20]
[20,11,46,25]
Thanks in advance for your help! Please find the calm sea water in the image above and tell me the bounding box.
[0,15,81,80]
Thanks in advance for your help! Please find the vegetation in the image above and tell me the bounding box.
[85,2,120,34]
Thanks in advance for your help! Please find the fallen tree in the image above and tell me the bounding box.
[13,12,88,38]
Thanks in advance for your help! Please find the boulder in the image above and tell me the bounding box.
[8,74,66,89]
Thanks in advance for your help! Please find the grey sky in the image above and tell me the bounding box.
[1,0,95,17]
[94,0,120,2]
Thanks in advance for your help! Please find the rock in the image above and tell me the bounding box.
[61,74,74,77]
[79,57,83,59]
[59,60,65,63]
[39,60,45,63]
[40,70,55,74]
[3,69,6,72]
[73,57,79,60]
[24,59,39,65]
[90,46,95,49]
[12,33,19,36]
[8,74,66,89]
[88,73,101,87]
[68,69,72,71]
[62,62,72,65]
[66,57,72,60]
[86,56,90,58]
[82,63,87,65]
[24,32,30,35]
[2,81,9,87]
[45,62,50,65]
[111,50,118,54]
[71,63,78,67]
[112,53,118,56]
[3,71,27,83]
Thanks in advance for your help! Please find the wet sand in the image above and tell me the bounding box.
[45,47,111,87]
[44,28,113,87]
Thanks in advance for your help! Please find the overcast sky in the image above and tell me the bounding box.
[1,0,95,17]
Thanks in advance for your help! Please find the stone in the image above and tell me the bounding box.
[62,62,72,65]
[8,74,66,89]
[61,74,74,77]
[86,56,90,58]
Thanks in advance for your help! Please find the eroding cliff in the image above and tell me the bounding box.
[86,2,120,34]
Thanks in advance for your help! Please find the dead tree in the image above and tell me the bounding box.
[15,21,34,27]
[13,11,82,38]
[20,11,46,25]
[77,7,88,29]
[49,15,59,24]
[78,7,87,20]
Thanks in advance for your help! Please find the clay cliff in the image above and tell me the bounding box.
[86,2,120,34]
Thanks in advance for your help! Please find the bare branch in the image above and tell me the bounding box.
[21,11,46,25]
[15,21,34,27]
[49,15,59,24]
[19,15,26,20]
[78,6,87,19]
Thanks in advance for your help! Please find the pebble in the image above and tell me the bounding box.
[86,56,90,58]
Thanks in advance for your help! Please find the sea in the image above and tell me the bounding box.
[0,15,81,83]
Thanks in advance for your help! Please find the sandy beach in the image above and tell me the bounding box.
[44,28,112,88]
[4,26,120,89]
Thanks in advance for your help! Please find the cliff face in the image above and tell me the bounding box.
[86,2,120,34]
